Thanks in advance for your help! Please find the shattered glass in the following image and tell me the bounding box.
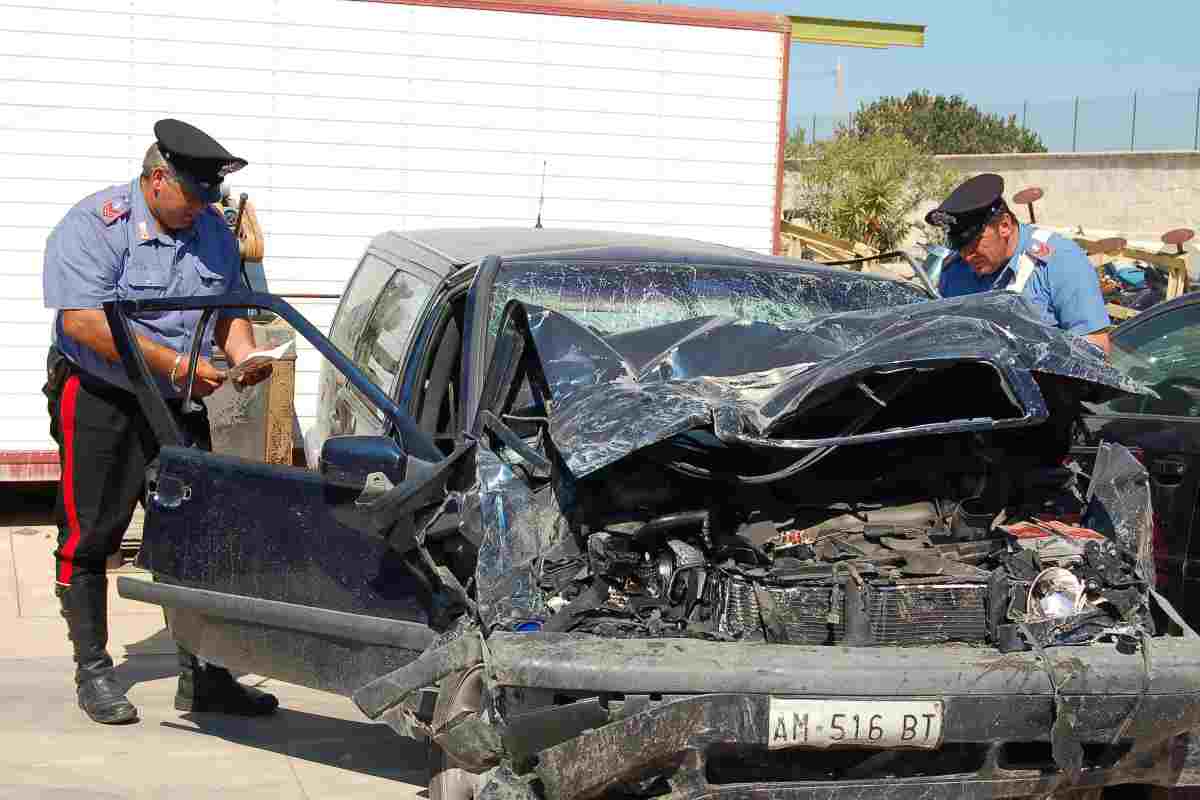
[488,260,931,339]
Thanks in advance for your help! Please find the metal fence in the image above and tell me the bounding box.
[798,88,1200,153]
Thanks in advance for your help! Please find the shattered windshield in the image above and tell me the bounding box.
[489,260,930,336]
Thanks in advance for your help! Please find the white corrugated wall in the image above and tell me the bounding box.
[0,0,784,457]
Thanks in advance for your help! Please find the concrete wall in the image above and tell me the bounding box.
[933,151,1200,244]
[783,150,1199,272]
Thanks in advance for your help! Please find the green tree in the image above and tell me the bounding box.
[847,91,1046,155]
[785,123,808,159]
[789,133,959,252]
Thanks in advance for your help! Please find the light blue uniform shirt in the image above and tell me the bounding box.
[938,224,1110,335]
[43,179,246,398]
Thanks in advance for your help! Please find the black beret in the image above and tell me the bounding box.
[925,173,1007,251]
[154,118,247,203]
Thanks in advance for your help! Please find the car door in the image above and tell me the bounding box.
[1077,296,1200,626]
[112,293,455,698]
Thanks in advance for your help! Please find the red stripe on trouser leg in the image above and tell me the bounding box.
[55,375,82,586]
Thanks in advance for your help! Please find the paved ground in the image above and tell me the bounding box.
[0,484,430,799]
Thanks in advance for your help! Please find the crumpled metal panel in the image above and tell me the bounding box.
[503,292,1146,479]
[1086,441,1156,582]
[471,447,565,631]
[1016,442,1156,650]
[470,291,1151,634]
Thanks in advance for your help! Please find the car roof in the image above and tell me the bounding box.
[371,227,750,267]
[366,227,923,292]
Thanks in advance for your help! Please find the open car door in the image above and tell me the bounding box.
[109,292,458,696]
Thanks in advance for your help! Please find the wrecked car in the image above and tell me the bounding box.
[112,229,1200,799]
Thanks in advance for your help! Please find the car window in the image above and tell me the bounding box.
[330,254,397,354]
[488,261,928,337]
[1086,303,1200,417]
[353,271,433,393]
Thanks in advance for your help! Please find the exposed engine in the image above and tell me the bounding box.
[451,294,1158,655]
[534,457,1152,653]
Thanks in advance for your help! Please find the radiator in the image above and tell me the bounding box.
[717,575,988,646]
[717,576,844,645]
[867,582,989,645]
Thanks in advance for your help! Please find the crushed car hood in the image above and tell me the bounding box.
[496,291,1147,478]
[466,291,1153,637]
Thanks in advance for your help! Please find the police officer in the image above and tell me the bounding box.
[43,119,278,724]
[927,173,1111,355]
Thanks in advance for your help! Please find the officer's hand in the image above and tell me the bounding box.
[233,361,273,390]
[184,358,227,398]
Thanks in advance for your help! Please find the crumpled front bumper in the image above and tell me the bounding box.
[464,632,1200,800]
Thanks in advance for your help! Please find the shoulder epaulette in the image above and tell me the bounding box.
[1026,239,1054,261]
[98,197,131,226]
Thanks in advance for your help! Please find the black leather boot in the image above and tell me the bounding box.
[57,574,138,725]
[175,648,278,716]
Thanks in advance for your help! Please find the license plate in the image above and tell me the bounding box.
[767,698,944,750]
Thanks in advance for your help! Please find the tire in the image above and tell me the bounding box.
[429,666,485,800]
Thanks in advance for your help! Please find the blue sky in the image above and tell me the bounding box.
[711,0,1200,150]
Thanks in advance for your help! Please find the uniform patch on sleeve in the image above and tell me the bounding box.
[99,198,130,226]
[1027,239,1054,260]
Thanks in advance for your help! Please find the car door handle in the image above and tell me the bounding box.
[149,474,192,509]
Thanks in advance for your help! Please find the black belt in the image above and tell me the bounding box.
[50,346,201,412]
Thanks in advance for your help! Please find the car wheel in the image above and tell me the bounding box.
[429,666,485,800]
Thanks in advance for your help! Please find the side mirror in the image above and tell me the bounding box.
[320,435,408,491]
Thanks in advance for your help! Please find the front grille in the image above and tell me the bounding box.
[868,582,988,645]
[718,577,844,645]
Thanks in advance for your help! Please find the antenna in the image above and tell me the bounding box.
[535,160,546,229]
